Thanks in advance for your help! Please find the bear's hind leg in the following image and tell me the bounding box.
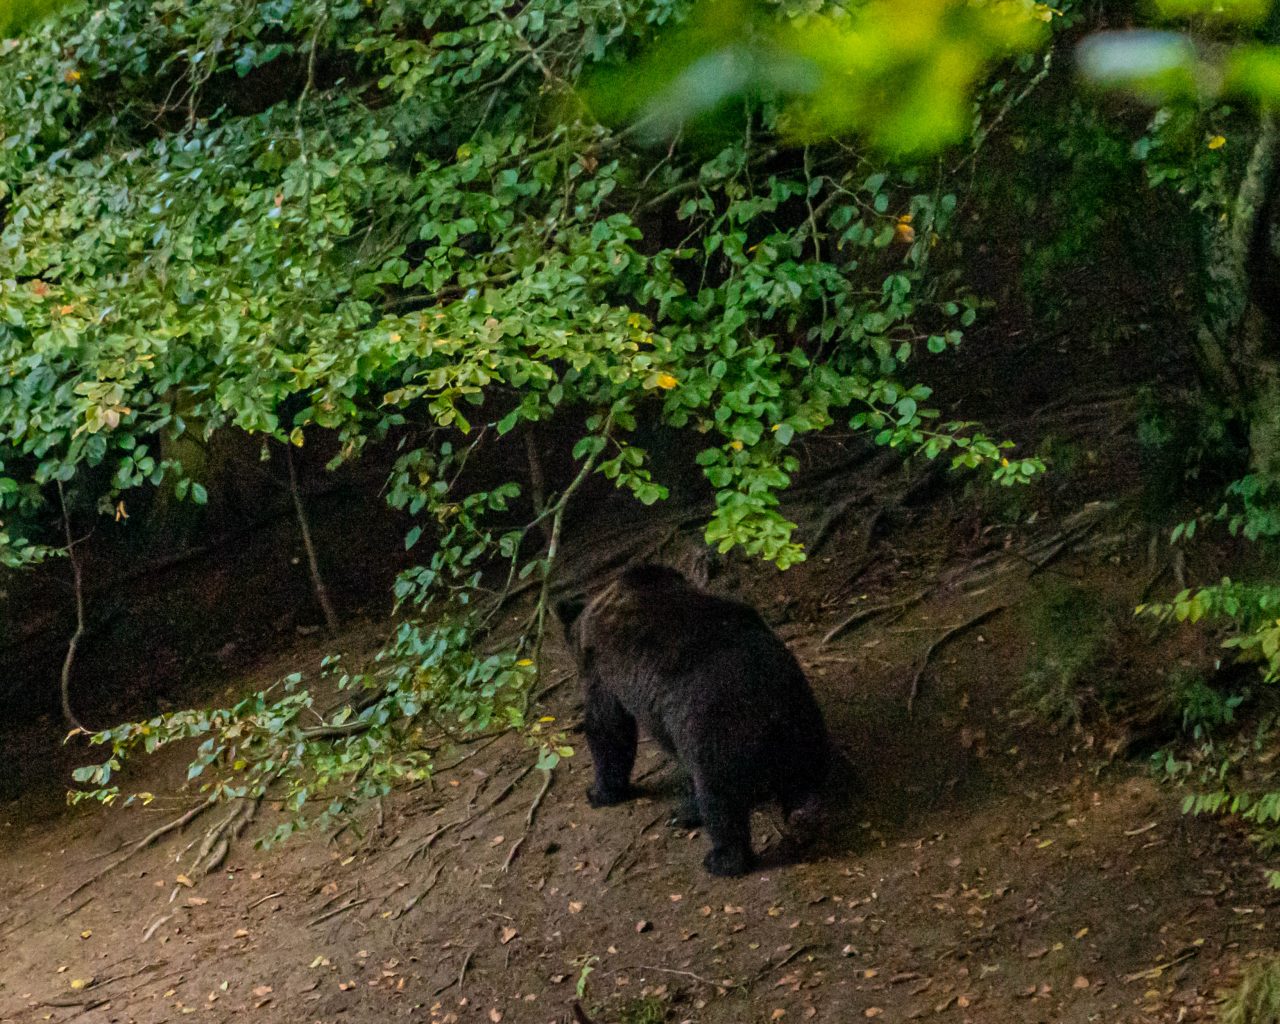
[693,773,753,877]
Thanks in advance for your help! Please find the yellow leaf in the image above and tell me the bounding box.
[64,68,80,84]
[69,978,92,990]
[729,440,744,451]
[655,372,679,389]
[515,658,533,667]
[1208,135,1226,150]
[175,874,194,888]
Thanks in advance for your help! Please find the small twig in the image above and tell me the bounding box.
[307,897,368,927]
[141,913,175,942]
[749,944,813,987]
[501,769,555,872]
[246,890,286,911]
[1122,947,1199,983]
[432,947,475,998]
[822,589,930,647]
[906,605,1006,716]
[603,811,666,883]
[637,964,728,989]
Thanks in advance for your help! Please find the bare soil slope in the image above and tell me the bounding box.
[1,468,1275,1024]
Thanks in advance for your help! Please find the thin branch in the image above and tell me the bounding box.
[531,422,609,671]
[284,442,340,633]
[56,480,89,734]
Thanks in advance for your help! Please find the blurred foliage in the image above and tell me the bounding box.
[1220,956,1280,1024]
[588,0,1055,154]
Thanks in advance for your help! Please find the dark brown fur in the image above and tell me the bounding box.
[556,564,829,877]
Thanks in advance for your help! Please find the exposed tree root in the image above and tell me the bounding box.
[821,589,931,647]
[807,492,868,557]
[906,605,1006,716]
[500,768,555,872]
[393,859,447,920]
[60,796,219,904]
[307,897,368,927]
[404,762,536,867]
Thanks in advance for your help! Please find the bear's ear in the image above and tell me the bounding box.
[555,595,587,630]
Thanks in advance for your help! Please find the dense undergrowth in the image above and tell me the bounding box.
[0,0,1051,833]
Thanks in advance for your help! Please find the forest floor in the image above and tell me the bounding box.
[2,408,1279,1024]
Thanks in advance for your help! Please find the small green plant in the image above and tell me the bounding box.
[574,955,601,1001]
[613,997,671,1024]
[1167,668,1246,742]
[1021,581,1111,725]
[1220,956,1280,1024]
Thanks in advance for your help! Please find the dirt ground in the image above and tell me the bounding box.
[2,458,1278,1024]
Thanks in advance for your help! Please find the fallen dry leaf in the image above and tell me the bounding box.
[252,986,272,998]
[489,1009,502,1022]
[500,927,519,945]
[1073,976,1090,989]
[865,1010,882,1019]
[175,874,194,888]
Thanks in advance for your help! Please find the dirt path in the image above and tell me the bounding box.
[1,515,1275,1024]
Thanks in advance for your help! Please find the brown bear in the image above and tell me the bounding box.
[556,563,829,876]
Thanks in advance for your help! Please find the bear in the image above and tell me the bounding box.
[555,563,830,877]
